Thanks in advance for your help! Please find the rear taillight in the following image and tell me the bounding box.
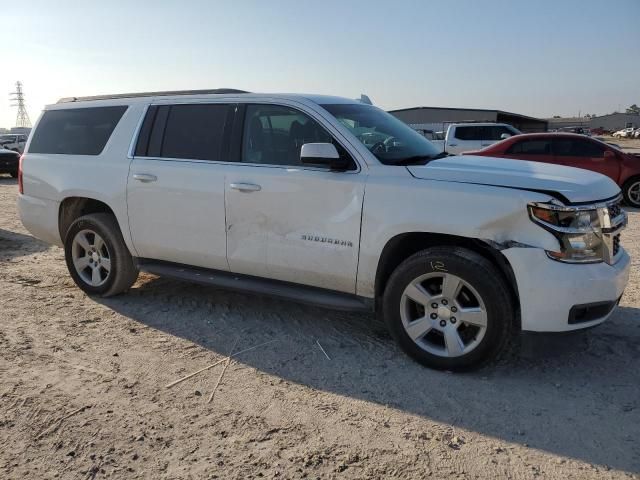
[18,154,24,194]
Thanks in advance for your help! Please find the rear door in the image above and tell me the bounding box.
[447,126,481,154]
[224,103,365,293]
[551,138,620,182]
[126,103,232,270]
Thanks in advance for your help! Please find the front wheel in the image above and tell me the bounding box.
[382,247,515,371]
[622,177,640,208]
[64,213,139,297]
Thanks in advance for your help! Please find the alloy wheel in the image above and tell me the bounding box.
[71,229,111,287]
[628,181,640,206]
[400,272,487,357]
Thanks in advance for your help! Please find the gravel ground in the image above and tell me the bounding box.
[1,175,639,479]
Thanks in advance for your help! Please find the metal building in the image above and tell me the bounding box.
[588,113,640,132]
[388,106,548,133]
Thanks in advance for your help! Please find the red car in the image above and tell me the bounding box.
[463,133,640,207]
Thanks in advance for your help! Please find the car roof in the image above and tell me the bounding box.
[512,132,595,139]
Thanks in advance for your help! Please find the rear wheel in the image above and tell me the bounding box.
[382,247,515,371]
[64,213,139,296]
[622,177,640,208]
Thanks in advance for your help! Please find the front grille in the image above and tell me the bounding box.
[601,197,625,264]
[613,233,621,257]
[608,201,622,220]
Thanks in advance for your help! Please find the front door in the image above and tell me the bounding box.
[127,103,231,270]
[225,103,365,294]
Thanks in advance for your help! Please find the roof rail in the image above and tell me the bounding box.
[57,88,249,103]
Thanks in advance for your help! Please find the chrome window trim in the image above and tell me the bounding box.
[128,155,361,175]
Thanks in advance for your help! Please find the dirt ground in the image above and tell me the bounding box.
[0,176,639,480]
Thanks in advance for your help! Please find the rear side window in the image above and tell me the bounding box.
[553,139,605,157]
[506,139,551,155]
[454,126,482,141]
[135,104,229,161]
[29,106,127,155]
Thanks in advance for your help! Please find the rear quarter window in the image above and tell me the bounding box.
[29,106,127,155]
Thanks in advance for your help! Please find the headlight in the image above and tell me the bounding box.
[528,203,604,263]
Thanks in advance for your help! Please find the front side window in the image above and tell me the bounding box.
[28,106,128,155]
[506,139,551,155]
[321,103,442,165]
[241,104,351,168]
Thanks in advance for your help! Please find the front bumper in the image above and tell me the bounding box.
[503,247,630,332]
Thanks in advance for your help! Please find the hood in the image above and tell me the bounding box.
[407,155,620,204]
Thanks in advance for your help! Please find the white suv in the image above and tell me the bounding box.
[429,123,520,155]
[17,89,630,370]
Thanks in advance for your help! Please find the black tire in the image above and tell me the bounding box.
[622,177,640,208]
[64,213,139,297]
[382,247,515,371]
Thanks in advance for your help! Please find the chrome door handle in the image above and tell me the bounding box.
[133,173,157,183]
[230,183,261,192]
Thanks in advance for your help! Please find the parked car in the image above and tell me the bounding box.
[430,123,520,155]
[633,128,640,138]
[17,90,629,371]
[0,148,20,177]
[612,128,635,138]
[0,133,28,153]
[463,133,640,207]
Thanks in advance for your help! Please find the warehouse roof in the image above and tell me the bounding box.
[388,106,545,123]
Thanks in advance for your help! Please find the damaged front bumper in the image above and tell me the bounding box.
[502,247,630,332]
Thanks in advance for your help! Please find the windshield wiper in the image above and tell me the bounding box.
[391,151,449,165]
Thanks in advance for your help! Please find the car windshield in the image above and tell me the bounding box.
[321,103,443,165]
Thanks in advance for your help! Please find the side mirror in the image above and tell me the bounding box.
[300,143,349,170]
[500,133,512,140]
[604,150,617,161]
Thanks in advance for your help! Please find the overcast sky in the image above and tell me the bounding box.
[1,0,638,128]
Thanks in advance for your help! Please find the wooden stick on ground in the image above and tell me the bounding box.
[316,340,331,360]
[207,337,240,404]
[36,405,90,440]
[165,339,277,389]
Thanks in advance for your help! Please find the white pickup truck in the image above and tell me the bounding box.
[17,90,629,370]
[430,123,520,155]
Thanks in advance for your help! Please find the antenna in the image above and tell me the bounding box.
[9,81,32,128]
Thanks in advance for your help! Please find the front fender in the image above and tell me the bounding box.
[356,176,559,297]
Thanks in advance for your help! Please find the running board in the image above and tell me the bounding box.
[137,260,373,313]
